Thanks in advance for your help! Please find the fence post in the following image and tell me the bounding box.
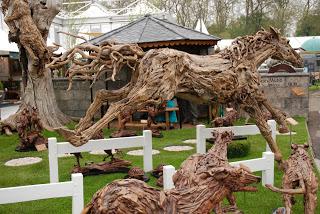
[261,152,274,186]
[163,165,176,190]
[72,173,84,214]
[48,137,59,183]
[196,125,206,154]
[143,130,153,172]
[267,120,277,152]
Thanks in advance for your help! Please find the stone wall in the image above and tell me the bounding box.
[260,72,310,117]
[53,78,105,118]
[53,72,310,118]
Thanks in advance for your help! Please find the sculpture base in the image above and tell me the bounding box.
[71,158,132,176]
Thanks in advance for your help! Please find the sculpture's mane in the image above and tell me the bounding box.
[221,30,274,62]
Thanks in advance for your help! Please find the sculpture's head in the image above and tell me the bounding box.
[202,165,261,192]
[290,143,309,156]
[268,27,303,67]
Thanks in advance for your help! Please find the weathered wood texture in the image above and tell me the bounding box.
[212,109,238,127]
[266,144,318,214]
[1,0,70,133]
[50,27,303,163]
[174,130,256,212]
[82,132,260,214]
[15,104,47,151]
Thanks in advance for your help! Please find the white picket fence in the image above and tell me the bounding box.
[163,152,274,190]
[163,120,277,190]
[196,120,277,154]
[0,173,84,214]
[48,130,153,183]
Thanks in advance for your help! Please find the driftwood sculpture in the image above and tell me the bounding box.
[146,103,166,137]
[266,144,318,214]
[110,108,136,138]
[49,27,303,163]
[72,128,132,176]
[124,166,149,182]
[174,130,251,212]
[82,165,260,214]
[212,109,238,127]
[15,105,47,151]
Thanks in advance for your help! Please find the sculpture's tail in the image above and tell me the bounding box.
[265,184,305,195]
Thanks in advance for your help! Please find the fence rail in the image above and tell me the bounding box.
[0,174,83,214]
[49,130,153,183]
[196,120,276,154]
[164,120,277,190]
[163,152,274,190]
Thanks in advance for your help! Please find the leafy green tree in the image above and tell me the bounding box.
[296,14,320,36]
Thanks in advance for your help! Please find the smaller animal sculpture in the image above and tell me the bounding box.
[81,167,260,214]
[173,130,251,212]
[15,105,46,151]
[110,108,136,138]
[266,143,318,214]
[124,166,149,182]
[212,109,238,127]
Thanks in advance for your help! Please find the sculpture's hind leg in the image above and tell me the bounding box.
[242,98,283,163]
[75,85,132,133]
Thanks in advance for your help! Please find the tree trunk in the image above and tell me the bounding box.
[1,0,70,132]
[23,68,70,129]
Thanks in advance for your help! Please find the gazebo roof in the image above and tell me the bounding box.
[89,15,220,48]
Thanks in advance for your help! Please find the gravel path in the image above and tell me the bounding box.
[308,90,320,159]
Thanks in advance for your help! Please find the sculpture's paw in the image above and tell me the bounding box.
[55,127,92,146]
[75,118,91,133]
[55,127,75,139]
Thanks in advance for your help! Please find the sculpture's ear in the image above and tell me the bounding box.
[291,144,298,150]
[261,26,266,31]
[269,26,280,40]
[303,143,309,149]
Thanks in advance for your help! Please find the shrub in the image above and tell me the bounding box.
[227,140,251,158]
[0,81,3,90]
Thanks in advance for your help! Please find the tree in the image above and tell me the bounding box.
[296,0,320,36]
[1,0,70,133]
[156,0,210,28]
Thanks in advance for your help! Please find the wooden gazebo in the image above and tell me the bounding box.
[89,14,220,54]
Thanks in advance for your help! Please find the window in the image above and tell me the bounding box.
[316,60,320,67]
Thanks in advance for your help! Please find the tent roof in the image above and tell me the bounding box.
[89,15,220,47]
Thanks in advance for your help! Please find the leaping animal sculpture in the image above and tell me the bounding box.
[49,27,303,164]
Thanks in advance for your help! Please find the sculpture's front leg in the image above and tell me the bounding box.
[242,98,283,164]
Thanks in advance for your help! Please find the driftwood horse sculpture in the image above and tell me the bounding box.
[49,27,302,163]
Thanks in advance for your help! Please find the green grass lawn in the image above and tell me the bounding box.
[0,117,319,213]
